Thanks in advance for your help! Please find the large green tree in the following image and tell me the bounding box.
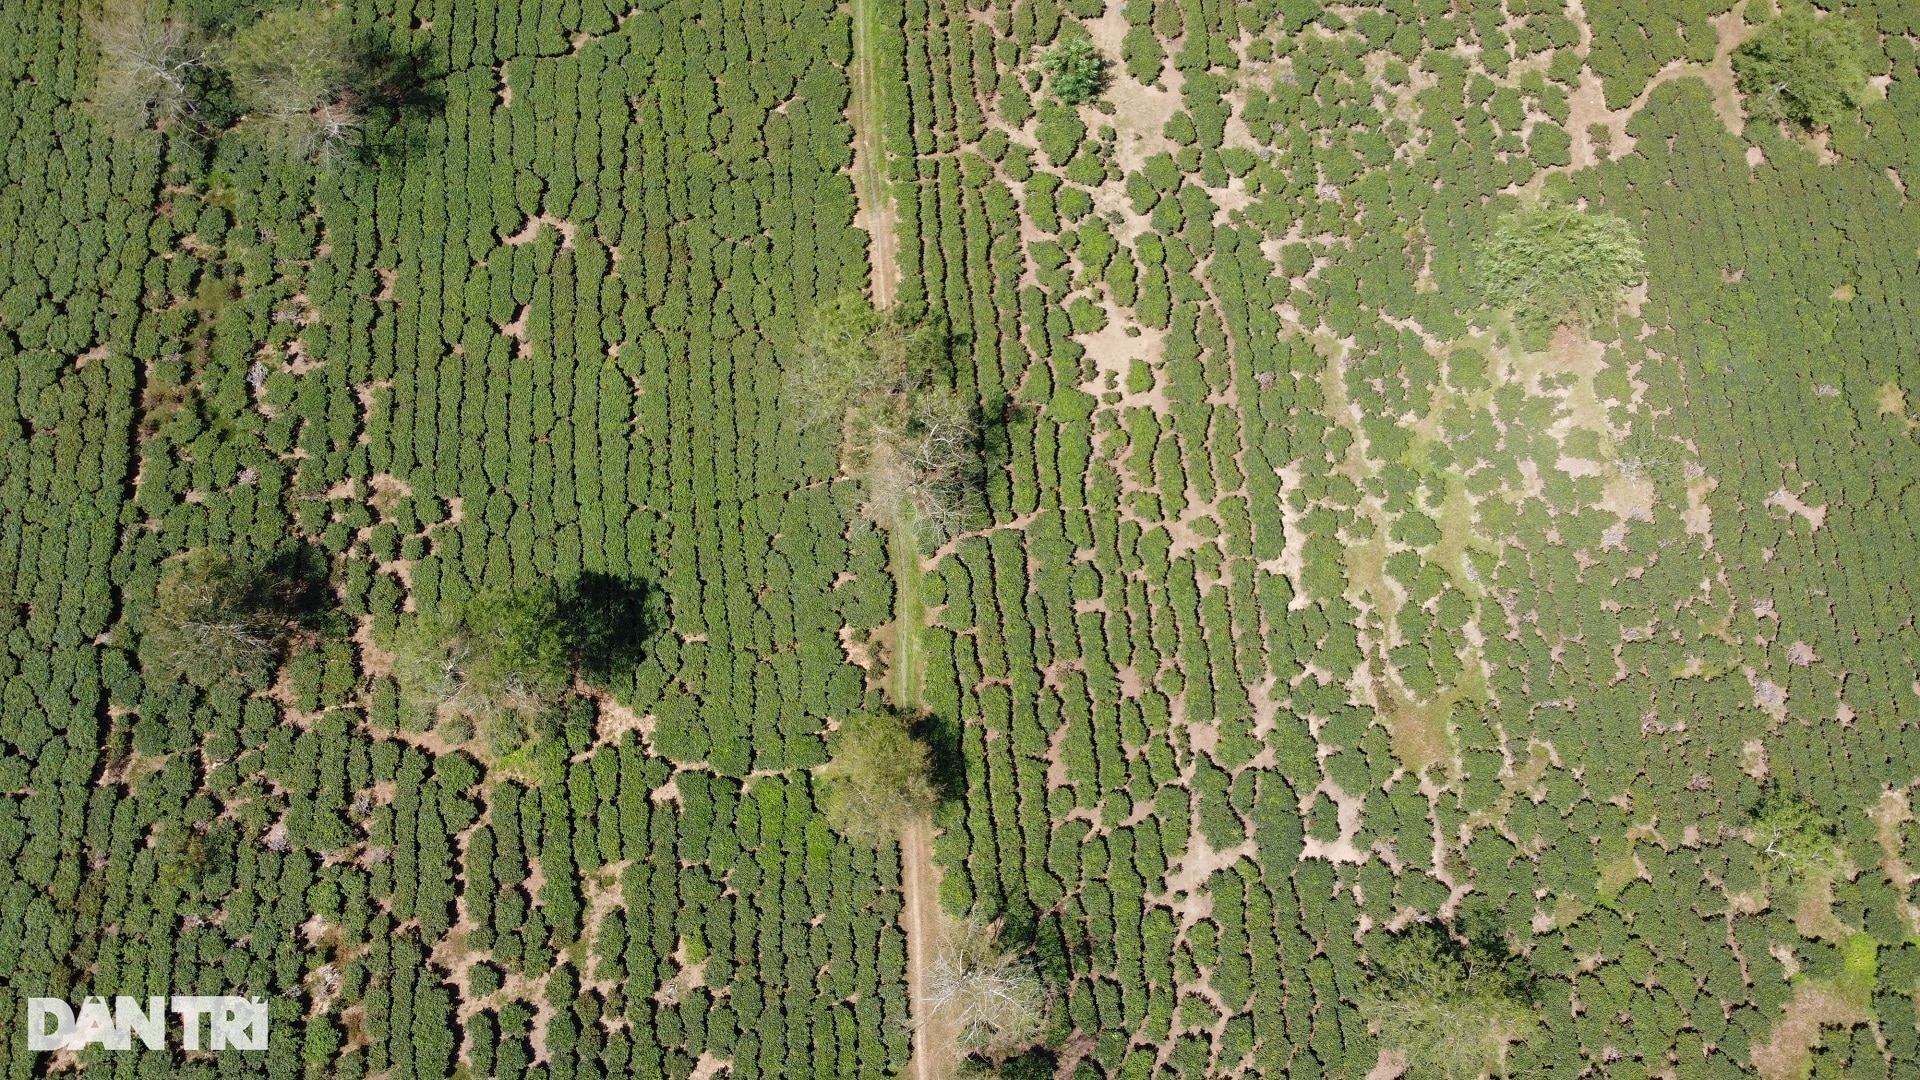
[1750,783,1848,883]
[223,5,363,159]
[815,709,939,848]
[1734,6,1868,129]
[1359,921,1537,1080]
[391,575,651,747]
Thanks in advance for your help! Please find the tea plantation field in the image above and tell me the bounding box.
[1,0,1918,1077]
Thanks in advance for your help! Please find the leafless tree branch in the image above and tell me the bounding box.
[88,0,203,134]
[921,916,1047,1063]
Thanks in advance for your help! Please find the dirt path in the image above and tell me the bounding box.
[889,512,945,1080]
[849,4,945,1074]
[890,523,926,706]
[893,516,953,1080]
[899,813,950,1080]
[849,0,899,309]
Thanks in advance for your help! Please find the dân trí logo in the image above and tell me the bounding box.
[25,996,269,1052]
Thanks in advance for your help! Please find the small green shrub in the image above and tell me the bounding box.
[1039,36,1106,105]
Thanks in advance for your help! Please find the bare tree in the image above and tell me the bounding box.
[88,0,204,135]
[924,916,1048,1063]
[862,386,980,543]
[787,295,982,545]
[296,98,363,162]
[391,618,543,751]
[391,615,488,720]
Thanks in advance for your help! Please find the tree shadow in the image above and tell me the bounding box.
[910,317,959,384]
[347,31,447,167]
[1366,898,1538,1005]
[918,705,965,803]
[1454,895,1536,1000]
[557,571,659,690]
[975,388,1021,522]
[264,541,351,637]
[977,391,1020,512]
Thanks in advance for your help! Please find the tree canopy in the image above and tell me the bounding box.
[785,296,981,543]
[1750,782,1848,883]
[392,574,651,743]
[1359,920,1537,1080]
[1476,204,1644,333]
[139,546,331,687]
[1734,6,1868,129]
[87,0,205,135]
[815,709,939,848]
[929,916,1048,1065]
[224,5,363,159]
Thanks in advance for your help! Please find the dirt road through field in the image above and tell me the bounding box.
[850,5,943,1077]
[891,519,946,1080]
[899,813,947,1080]
[850,0,899,309]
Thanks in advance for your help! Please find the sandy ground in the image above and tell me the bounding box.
[1748,979,1870,1080]
[1561,0,1756,170]
[501,213,577,250]
[1083,5,1182,176]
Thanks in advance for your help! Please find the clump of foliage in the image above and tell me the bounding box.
[1359,918,1537,1080]
[1476,204,1644,332]
[815,709,938,848]
[785,295,982,543]
[1615,425,1694,495]
[395,588,570,722]
[154,815,239,897]
[140,546,333,688]
[929,916,1048,1065]
[1038,36,1105,105]
[1750,782,1848,883]
[392,574,651,750]
[223,5,364,160]
[1734,6,1867,129]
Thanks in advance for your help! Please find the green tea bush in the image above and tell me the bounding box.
[1476,204,1644,331]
